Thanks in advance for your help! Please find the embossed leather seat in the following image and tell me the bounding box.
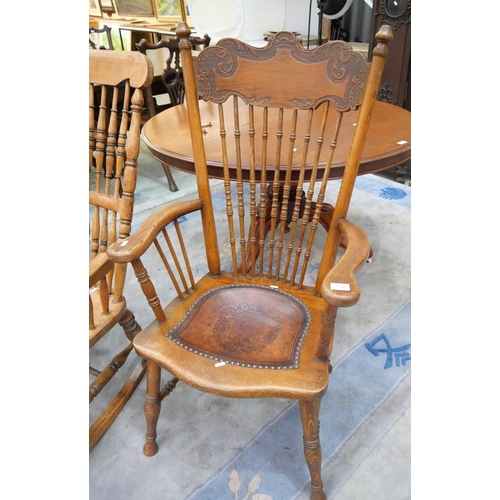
[107,23,393,499]
[167,284,310,369]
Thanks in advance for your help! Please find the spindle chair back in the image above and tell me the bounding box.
[89,49,153,449]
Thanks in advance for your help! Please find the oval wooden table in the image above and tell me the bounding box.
[141,99,411,183]
[142,99,410,263]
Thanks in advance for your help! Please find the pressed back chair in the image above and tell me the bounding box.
[135,34,211,192]
[108,24,392,499]
[89,49,153,449]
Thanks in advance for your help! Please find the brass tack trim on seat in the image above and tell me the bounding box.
[166,284,311,369]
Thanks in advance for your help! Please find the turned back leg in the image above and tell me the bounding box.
[299,399,327,500]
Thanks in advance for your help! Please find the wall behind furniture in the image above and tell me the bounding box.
[189,0,324,44]
[342,0,372,43]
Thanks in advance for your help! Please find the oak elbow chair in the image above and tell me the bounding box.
[136,34,211,193]
[89,49,153,449]
[108,23,393,499]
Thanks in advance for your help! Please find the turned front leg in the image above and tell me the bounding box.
[143,361,162,456]
[299,399,327,500]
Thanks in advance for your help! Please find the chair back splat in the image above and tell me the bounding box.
[107,24,392,499]
[181,24,392,292]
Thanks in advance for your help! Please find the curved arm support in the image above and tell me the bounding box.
[320,218,370,307]
[107,199,203,264]
[89,252,114,288]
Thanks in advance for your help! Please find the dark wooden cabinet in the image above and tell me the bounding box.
[369,0,411,110]
[368,0,411,183]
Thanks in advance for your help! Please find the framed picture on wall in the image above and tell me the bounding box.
[153,0,190,22]
[100,0,116,15]
[114,0,155,17]
[89,0,102,16]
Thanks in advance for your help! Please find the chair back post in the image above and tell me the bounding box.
[177,22,220,276]
[90,50,154,297]
[114,79,149,301]
[316,24,393,293]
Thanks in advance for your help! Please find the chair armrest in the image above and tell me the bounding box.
[107,199,203,263]
[320,218,371,307]
[89,252,114,288]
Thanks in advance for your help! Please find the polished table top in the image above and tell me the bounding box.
[142,100,411,183]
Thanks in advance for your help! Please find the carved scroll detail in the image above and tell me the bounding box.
[379,0,411,30]
[195,31,370,111]
[378,83,394,104]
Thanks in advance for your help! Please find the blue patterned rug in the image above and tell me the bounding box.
[89,173,411,500]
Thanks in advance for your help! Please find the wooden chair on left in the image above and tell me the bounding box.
[89,49,153,449]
